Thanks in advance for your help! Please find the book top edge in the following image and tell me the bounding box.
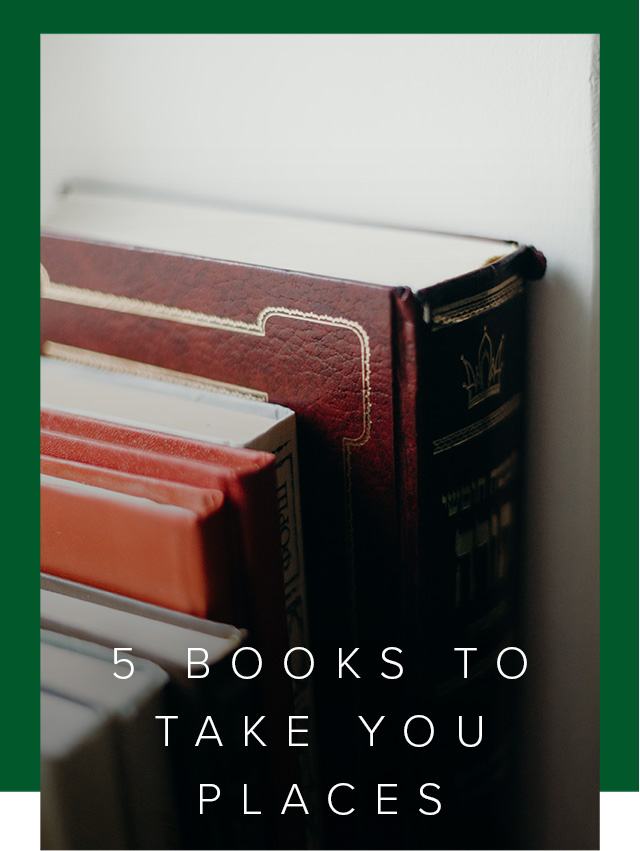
[42,188,519,293]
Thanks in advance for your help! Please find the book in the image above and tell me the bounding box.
[41,354,308,661]
[41,415,286,656]
[41,575,270,849]
[41,187,547,848]
[41,690,129,850]
[41,631,180,849]
[41,470,235,622]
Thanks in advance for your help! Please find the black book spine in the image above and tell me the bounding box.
[403,248,545,848]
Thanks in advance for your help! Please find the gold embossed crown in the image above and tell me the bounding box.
[460,327,504,409]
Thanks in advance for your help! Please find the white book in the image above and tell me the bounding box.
[41,691,128,850]
[40,579,245,708]
[41,632,179,849]
[40,576,264,849]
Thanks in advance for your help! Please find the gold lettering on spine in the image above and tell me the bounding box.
[440,452,517,515]
[444,452,518,608]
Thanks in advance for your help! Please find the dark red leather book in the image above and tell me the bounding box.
[41,196,547,849]
[40,417,304,849]
[41,455,234,622]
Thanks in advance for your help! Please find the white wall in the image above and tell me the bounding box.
[41,34,600,849]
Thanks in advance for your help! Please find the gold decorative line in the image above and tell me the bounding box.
[42,279,371,447]
[431,276,523,328]
[42,341,269,402]
[432,393,521,455]
[43,279,371,626]
[44,280,271,335]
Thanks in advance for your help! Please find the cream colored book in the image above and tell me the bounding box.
[41,632,179,849]
[41,575,260,849]
[41,691,128,850]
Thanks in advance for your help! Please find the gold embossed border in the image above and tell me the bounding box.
[431,275,523,328]
[42,279,372,592]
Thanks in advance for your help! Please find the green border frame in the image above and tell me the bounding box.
[599,25,638,791]
[5,7,638,798]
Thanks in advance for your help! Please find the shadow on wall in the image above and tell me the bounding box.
[517,267,599,850]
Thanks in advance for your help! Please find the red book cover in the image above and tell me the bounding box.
[41,412,284,640]
[41,455,234,622]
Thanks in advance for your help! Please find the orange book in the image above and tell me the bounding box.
[41,456,235,623]
[41,411,285,640]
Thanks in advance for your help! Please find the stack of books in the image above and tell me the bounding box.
[40,186,546,850]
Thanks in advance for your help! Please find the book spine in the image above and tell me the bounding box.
[246,417,310,693]
[41,694,131,850]
[394,248,545,847]
[390,287,422,645]
[247,420,322,847]
[413,248,544,684]
[40,474,236,622]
